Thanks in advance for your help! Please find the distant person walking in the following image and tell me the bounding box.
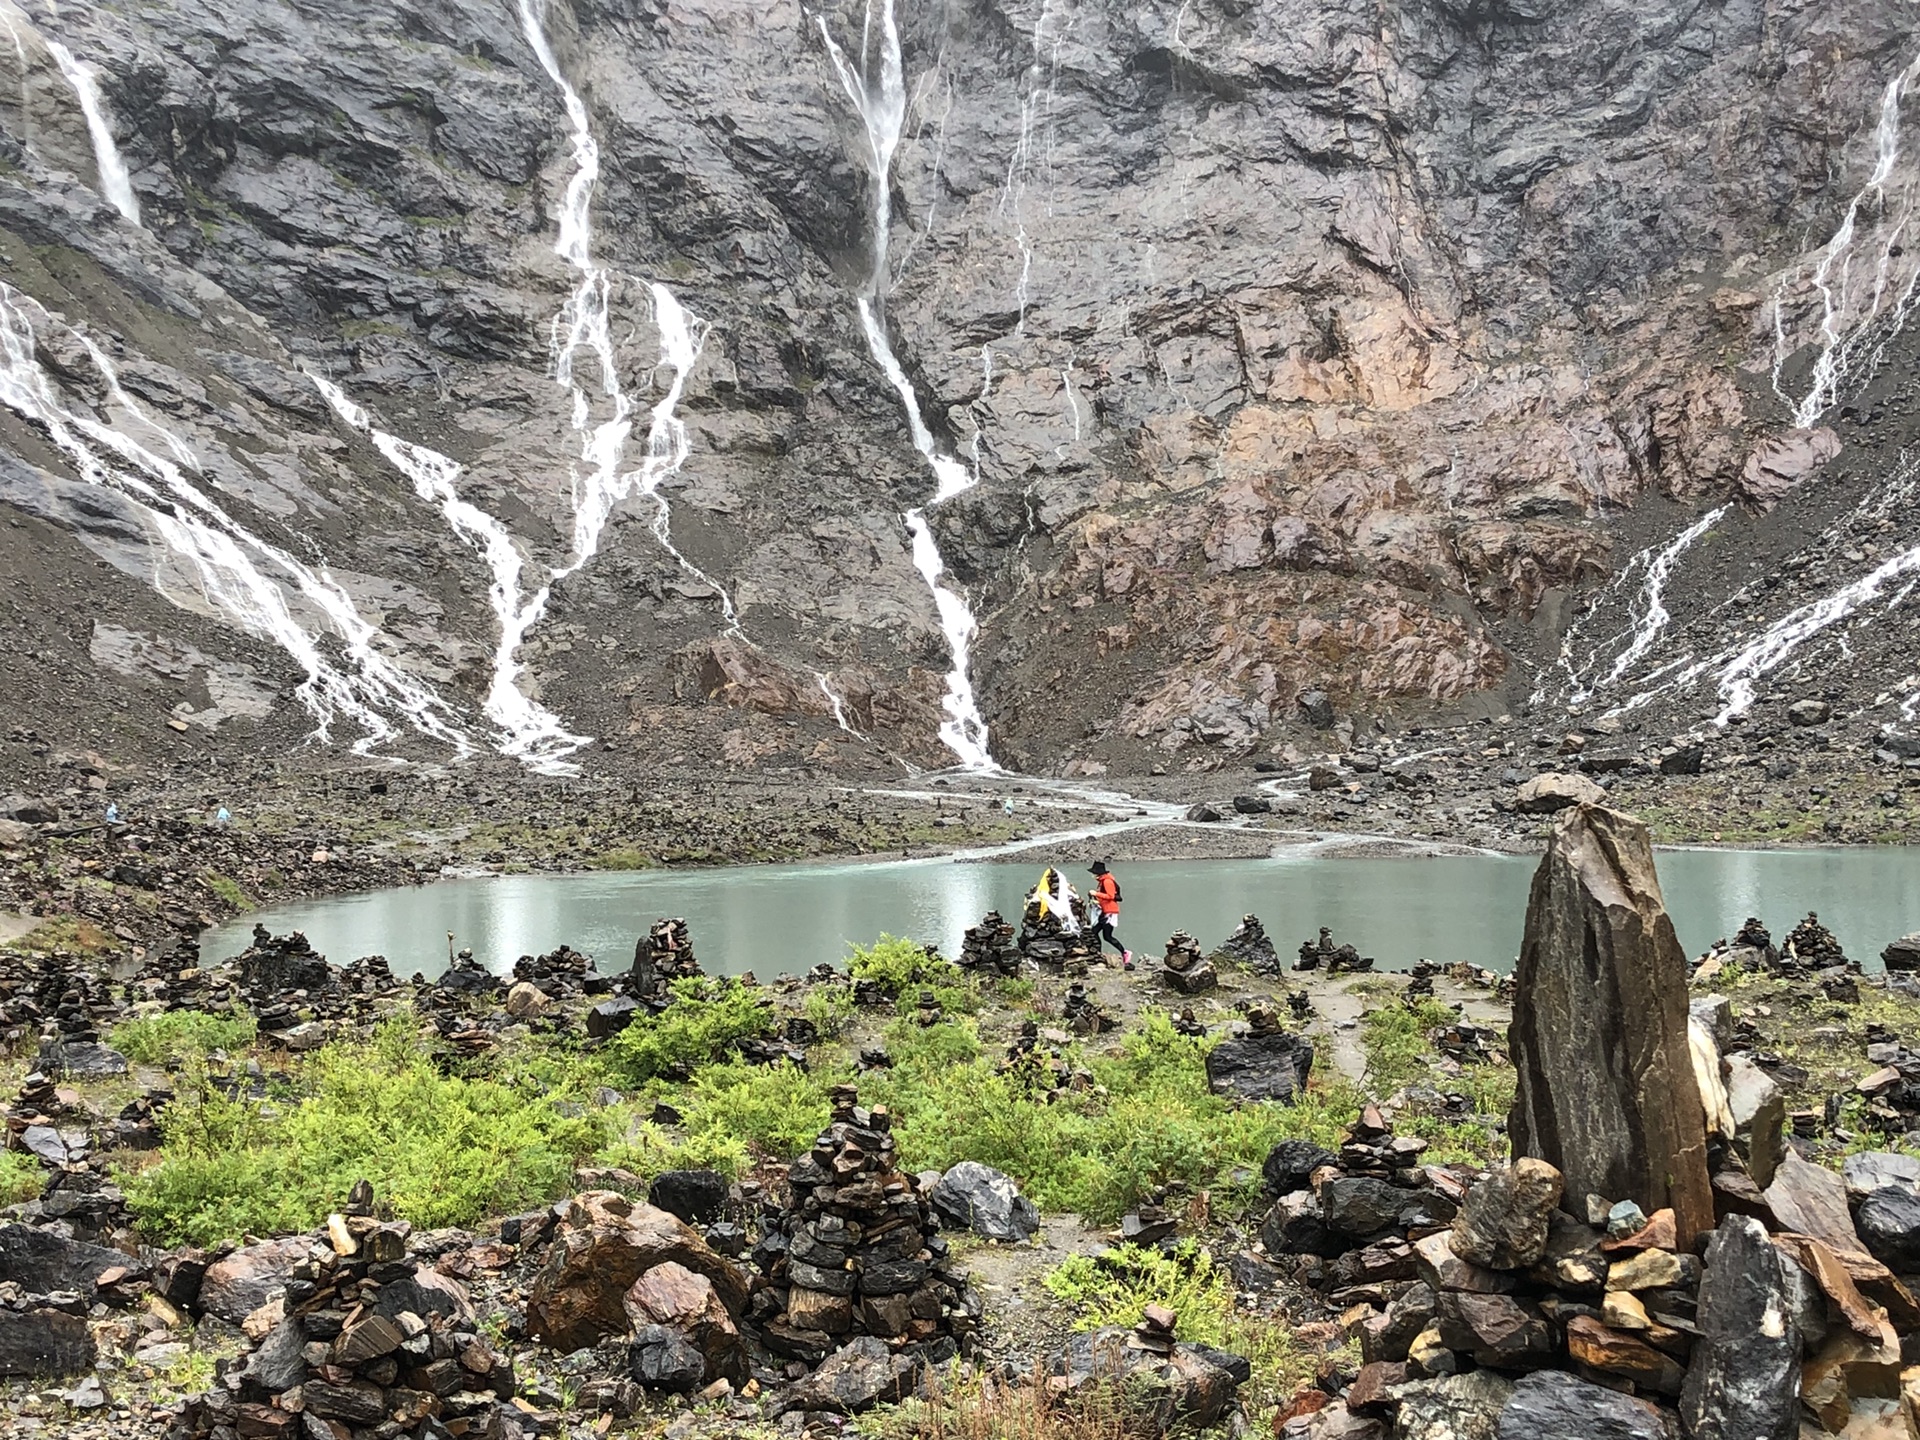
[1088,861,1130,967]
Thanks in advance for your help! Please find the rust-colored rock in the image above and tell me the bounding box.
[525,1197,747,1353]
[1508,805,1714,1247]
[624,1261,745,1384]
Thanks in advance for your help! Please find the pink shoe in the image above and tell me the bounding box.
[1122,950,1134,969]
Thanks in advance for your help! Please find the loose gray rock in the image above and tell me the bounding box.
[1679,1216,1799,1440]
[1205,1030,1314,1103]
[1855,1185,1920,1269]
[1495,1370,1677,1440]
[930,1161,1039,1242]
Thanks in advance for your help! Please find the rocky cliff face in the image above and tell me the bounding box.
[0,0,1913,779]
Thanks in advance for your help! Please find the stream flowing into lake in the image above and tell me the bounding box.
[200,848,1920,982]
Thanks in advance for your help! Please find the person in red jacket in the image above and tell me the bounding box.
[1087,860,1131,968]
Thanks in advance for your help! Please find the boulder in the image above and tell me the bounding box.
[1262,1190,1338,1258]
[1680,1216,1800,1440]
[1264,1139,1338,1195]
[1843,1152,1920,1200]
[1494,1370,1677,1440]
[647,1170,730,1227]
[1051,1326,1242,1430]
[931,1161,1039,1242]
[1321,1177,1408,1238]
[1514,772,1605,814]
[586,995,640,1038]
[624,1262,745,1384]
[240,1316,308,1395]
[1786,698,1832,726]
[526,1201,748,1352]
[0,1306,95,1376]
[0,1223,135,1295]
[1450,1159,1563,1269]
[1855,1187,1920,1270]
[199,1237,312,1324]
[1882,934,1920,973]
[1205,1029,1314,1102]
[1299,690,1336,728]
[39,1040,128,1079]
[1722,1053,1785,1188]
[1389,1371,1514,1440]
[1231,794,1271,814]
[0,794,59,823]
[504,981,548,1018]
[1507,806,1714,1246]
[790,1334,920,1414]
[1185,802,1223,823]
[629,1324,706,1393]
[1763,1151,1862,1254]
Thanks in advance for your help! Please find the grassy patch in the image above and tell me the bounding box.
[122,1017,601,1246]
[200,870,254,910]
[1359,997,1459,1090]
[602,978,778,1083]
[0,1149,43,1205]
[847,934,982,1014]
[111,1008,257,1065]
[802,983,859,1040]
[1045,1241,1340,1407]
[14,915,114,954]
[593,848,654,871]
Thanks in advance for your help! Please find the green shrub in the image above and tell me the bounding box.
[602,977,778,1083]
[845,935,981,1014]
[1359,997,1458,1089]
[0,1149,43,1206]
[1045,1241,1331,1404]
[111,1008,258,1064]
[803,983,858,1040]
[122,1018,602,1246]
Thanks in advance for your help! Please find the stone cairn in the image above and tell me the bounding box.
[1063,983,1113,1035]
[1295,926,1374,973]
[168,1195,517,1440]
[749,1085,980,1367]
[1211,914,1281,973]
[1162,930,1218,994]
[1017,895,1094,975]
[1278,803,1920,1439]
[957,911,1022,977]
[627,917,702,1006]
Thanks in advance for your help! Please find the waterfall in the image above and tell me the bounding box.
[514,0,724,625]
[1547,504,1730,706]
[45,42,140,225]
[1774,47,1920,426]
[309,376,585,768]
[0,283,470,754]
[818,0,995,770]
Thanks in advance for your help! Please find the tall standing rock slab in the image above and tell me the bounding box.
[1507,805,1713,1246]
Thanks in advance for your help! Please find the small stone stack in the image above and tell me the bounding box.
[958,911,1023,976]
[1783,911,1849,970]
[1063,984,1112,1035]
[749,1086,977,1367]
[1211,914,1281,973]
[1162,930,1217,994]
[1018,897,1093,975]
[1295,926,1374,973]
[513,944,606,1002]
[628,918,701,1004]
[166,1203,516,1440]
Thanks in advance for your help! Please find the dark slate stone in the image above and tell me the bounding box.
[1320,1177,1407,1238]
[1679,1217,1799,1440]
[1855,1185,1920,1269]
[647,1169,730,1227]
[0,1224,131,1295]
[0,1306,95,1377]
[1496,1370,1677,1440]
[929,1161,1039,1242]
[1204,1030,1314,1103]
[1263,1139,1337,1195]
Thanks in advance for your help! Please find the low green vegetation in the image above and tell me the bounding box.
[1045,1241,1337,1403]
[111,1007,258,1065]
[0,1148,43,1206]
[602,977,778,1083]
[846,934,983,1014]
[122,1017,602,1246]
[200,870,254,910]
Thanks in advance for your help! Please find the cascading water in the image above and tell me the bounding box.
[513,0,725,625]
[0,283,469,754]
[1546,503,1729,706]
[817,0,995,770]
[45,41,140,225]
[309,376,585,766]
[1774,46,1920,426]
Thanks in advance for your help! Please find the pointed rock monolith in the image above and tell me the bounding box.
[1507,805,1714,1247]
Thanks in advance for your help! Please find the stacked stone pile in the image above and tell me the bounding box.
[626,918,701,1004]
[957,911,1022,977]
[512,943,607,1002]
[1211,914,1281,973]
[1204,1005,1315,1103]
[1017,896,1094,974]
[166,1200,518,1440]
[747,1086,980,1370]
[1049,1301,1249,1431]
[1296,927,1374,973]
[1162,930,1218,994]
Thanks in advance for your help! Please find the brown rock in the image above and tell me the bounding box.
[1601,1208,1676,1253]
[1566,1315,1686,1395]
[1435,1291,1556,1368]
[625,1262,745,1384]
[1764,1152,1864,1257]
[525,1203,747,1353]
[1346,1361,1407,1413]
[1450,1158,1564,1269]
[1515,772,1606,813]
[787,1285,853,1335]
[1508,806,1714,1246]
[1413,1231,1517,1294]
[199,1238,312,1325]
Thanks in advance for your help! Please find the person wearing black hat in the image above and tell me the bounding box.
[1087,860,1130,967]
